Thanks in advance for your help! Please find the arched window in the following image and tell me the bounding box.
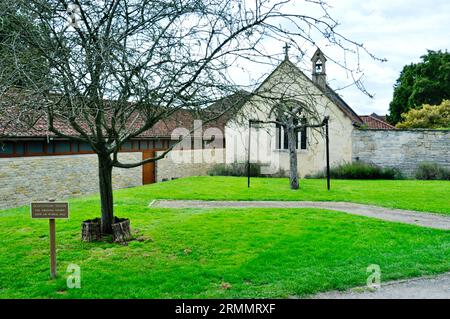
[300,118,307,150]
[276,119,306,150]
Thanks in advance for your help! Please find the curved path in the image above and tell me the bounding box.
[150,200,450,230]
[311,272,450,299]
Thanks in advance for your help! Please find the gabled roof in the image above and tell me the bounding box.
[252,58,363,125]
[322,84,364,125]
[360,114,396,130]
[0,91,250,139]
[311,48,327,62]
[203,90,251,124]
[1,59,365,139]
[0,107,197,139]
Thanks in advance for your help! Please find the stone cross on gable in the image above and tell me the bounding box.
[283,43,291,59]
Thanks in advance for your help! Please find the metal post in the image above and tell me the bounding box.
[247,120,251,188]
[49,218,57,279]
[325,117,330,191]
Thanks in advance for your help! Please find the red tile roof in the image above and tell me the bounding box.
[0,91,249,139]
[360,114,396,130]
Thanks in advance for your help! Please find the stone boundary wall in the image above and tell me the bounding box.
[352,129,450,177]
[156,148,225,182]
[0,152,142,209]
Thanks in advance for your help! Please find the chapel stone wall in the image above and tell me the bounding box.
[352,129,450,177]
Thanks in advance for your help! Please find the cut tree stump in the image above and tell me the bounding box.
[112,217,132,243]
[81,218,102,242]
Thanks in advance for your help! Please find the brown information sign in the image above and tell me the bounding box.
[31,202,69,219]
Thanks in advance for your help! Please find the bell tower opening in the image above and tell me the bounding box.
[311,48,327,88]
[315,61,323,73]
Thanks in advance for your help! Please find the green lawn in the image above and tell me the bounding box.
[0,177,449,298]
[120,176,450,215]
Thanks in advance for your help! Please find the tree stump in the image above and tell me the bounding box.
[81,218,102,242]
[112,217,132,243]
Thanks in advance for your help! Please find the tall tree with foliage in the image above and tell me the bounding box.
[388,50,450,125]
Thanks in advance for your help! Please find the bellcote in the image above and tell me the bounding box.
[311,48,327,88]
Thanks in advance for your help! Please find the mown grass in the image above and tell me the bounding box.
[119,176,450,215]
[0,177,449,298]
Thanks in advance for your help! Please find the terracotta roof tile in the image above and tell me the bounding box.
[0,92,249,139]
[360,115,396,130]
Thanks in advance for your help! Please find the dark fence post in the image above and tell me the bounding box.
[247,119,251,188]
[325,117,330,190]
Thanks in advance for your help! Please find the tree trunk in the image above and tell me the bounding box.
[112,217,132,243]
[287,127,299,190]
[81,218,102,242]
[97,152,114,234]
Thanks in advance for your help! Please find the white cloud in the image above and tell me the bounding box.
[324,0,450,115]
[228,0,449,115]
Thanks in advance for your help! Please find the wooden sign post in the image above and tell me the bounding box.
[31,201,69,279]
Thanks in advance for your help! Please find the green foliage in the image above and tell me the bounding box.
[415,162,450,180]
[388,50,450,125]
[208,162,263,177]
[0,178,449,298]
[308,162,404,180]
[396,100,450,129]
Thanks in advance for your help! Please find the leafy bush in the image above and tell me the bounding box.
[415,162,450,180]
[307,162,404,180]
[396,100,450,129]
[208,162,263,177]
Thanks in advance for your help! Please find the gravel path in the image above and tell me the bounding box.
[150,200,450,230]
[311,272,450,299]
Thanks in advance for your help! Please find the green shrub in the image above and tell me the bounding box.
[208,162,263,177]
[307,162,404,180]
[415,162,450,180]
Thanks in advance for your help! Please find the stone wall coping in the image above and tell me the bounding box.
[355,128,450,133]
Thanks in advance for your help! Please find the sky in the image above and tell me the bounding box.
[323,0,450,115]
[235,0,450,116]
[60,0,450,116]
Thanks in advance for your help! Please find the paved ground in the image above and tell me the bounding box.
[311,272,450,299]
[150,200,450,230]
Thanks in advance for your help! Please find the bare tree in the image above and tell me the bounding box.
[238,57,333,189]
[268,102,327,190]
[3,0,379,235]
[0,1,49,137]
